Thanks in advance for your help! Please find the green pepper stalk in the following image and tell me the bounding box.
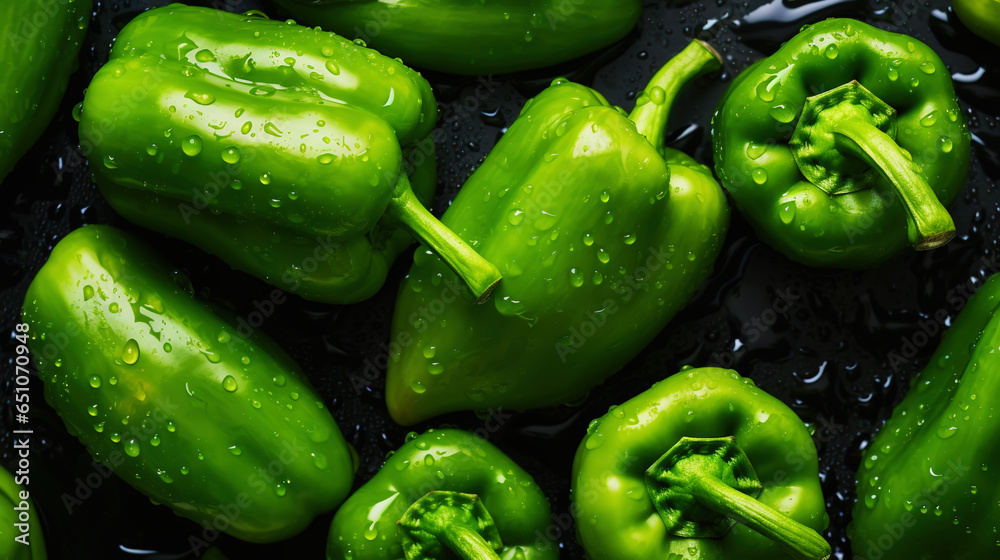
[0,0,90,183]
[272,0,642,75]
[326,429,557,560]
[953,0,1000,46]
[713,18,970,268]
[850,273,1000,558]
[81,4,501,303]
[0,464,46,560]
[572,367,831,560]
[386,40,729,425]
[22,225,356,543]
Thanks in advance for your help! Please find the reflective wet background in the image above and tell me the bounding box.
[2,0,999,557]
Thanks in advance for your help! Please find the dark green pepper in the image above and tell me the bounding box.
[326,429,556,560]
[712,18,970,268]
[572,367,831,560]
[1,0,90,183]
[850,273,1000,558]
[272,0,642,75]
[22,225,355,543]
[81,4,500,304]
[386,40,729,425]
[953,0,1000,46]
[0,464,45,560]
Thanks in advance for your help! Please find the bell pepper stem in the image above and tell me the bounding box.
[833,120,955,250]
[629,39,722,149]
[690,475,831,560]
[441,526,504,560]
[385,175,501,303]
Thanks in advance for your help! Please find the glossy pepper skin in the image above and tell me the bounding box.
[850,274,1000,559]
[22,225,355,543]
[572,367,831,560]
[954,0,1000,46]
[0,0,90,183]
[385,40,729,425]
[82,4,500,304]
[713,18,970,268]
[0,464,46,560]
[326,429,556,560]
[272,0,641,75]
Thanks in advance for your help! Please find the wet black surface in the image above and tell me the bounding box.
[2,0,1000,558]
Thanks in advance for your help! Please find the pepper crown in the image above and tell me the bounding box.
[398,491,504,560]
[645,437,831,560]
[790,81,956,250]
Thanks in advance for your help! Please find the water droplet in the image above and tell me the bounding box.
[583,233,594,246]
[88,404,99,417]
[888,67,899,81]
[222,376,238,392]
[89,375,101,388]
[825,44,838,59]
[150,435,161,446]
[158,470,173,483]
[228,445,242,456]
[746,142,766,160]
[909,77,920,88]
[769,104,796,123]
[411,381,426,394]
[920,111,939,127]
[182,136,203,156]
[103,155,118,169]
[146,145,158,156]
[94,422,104,433]
[185,91,216,106]
[507,208,524,226]
[524,30,533,42]
[241,121,253,134]
[263,122,283,138]
[249,84,276,97]
[752,168,768,184]
[585,433,604,449]
[124,439,141,457]
[919,61,936,74]
[260,172,272,185]
[939,136,954,153]
[221,147,241,164]
[780,202,796,224]
[162,343,172,353]
[427,363,444,375]
[598,249,610,263]
[422,346,436,359]
[122,339,140,365]
[317,153,334,165]
[83,285,94,300]
[937,425,957,438]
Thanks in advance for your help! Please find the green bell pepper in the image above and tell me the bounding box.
[81,4,500,304]
[712,18,970,268]
[272,0,642,75]
[385,40,729,425]
[326,429,556,560]
[850,273,1000,558]
[22,225,355,543]
[953,0,1000,46]
[1,0,90,183]
[572,367,831,560]
[0,464,46,560]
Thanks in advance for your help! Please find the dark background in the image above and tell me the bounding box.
[3,0,1000,558]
